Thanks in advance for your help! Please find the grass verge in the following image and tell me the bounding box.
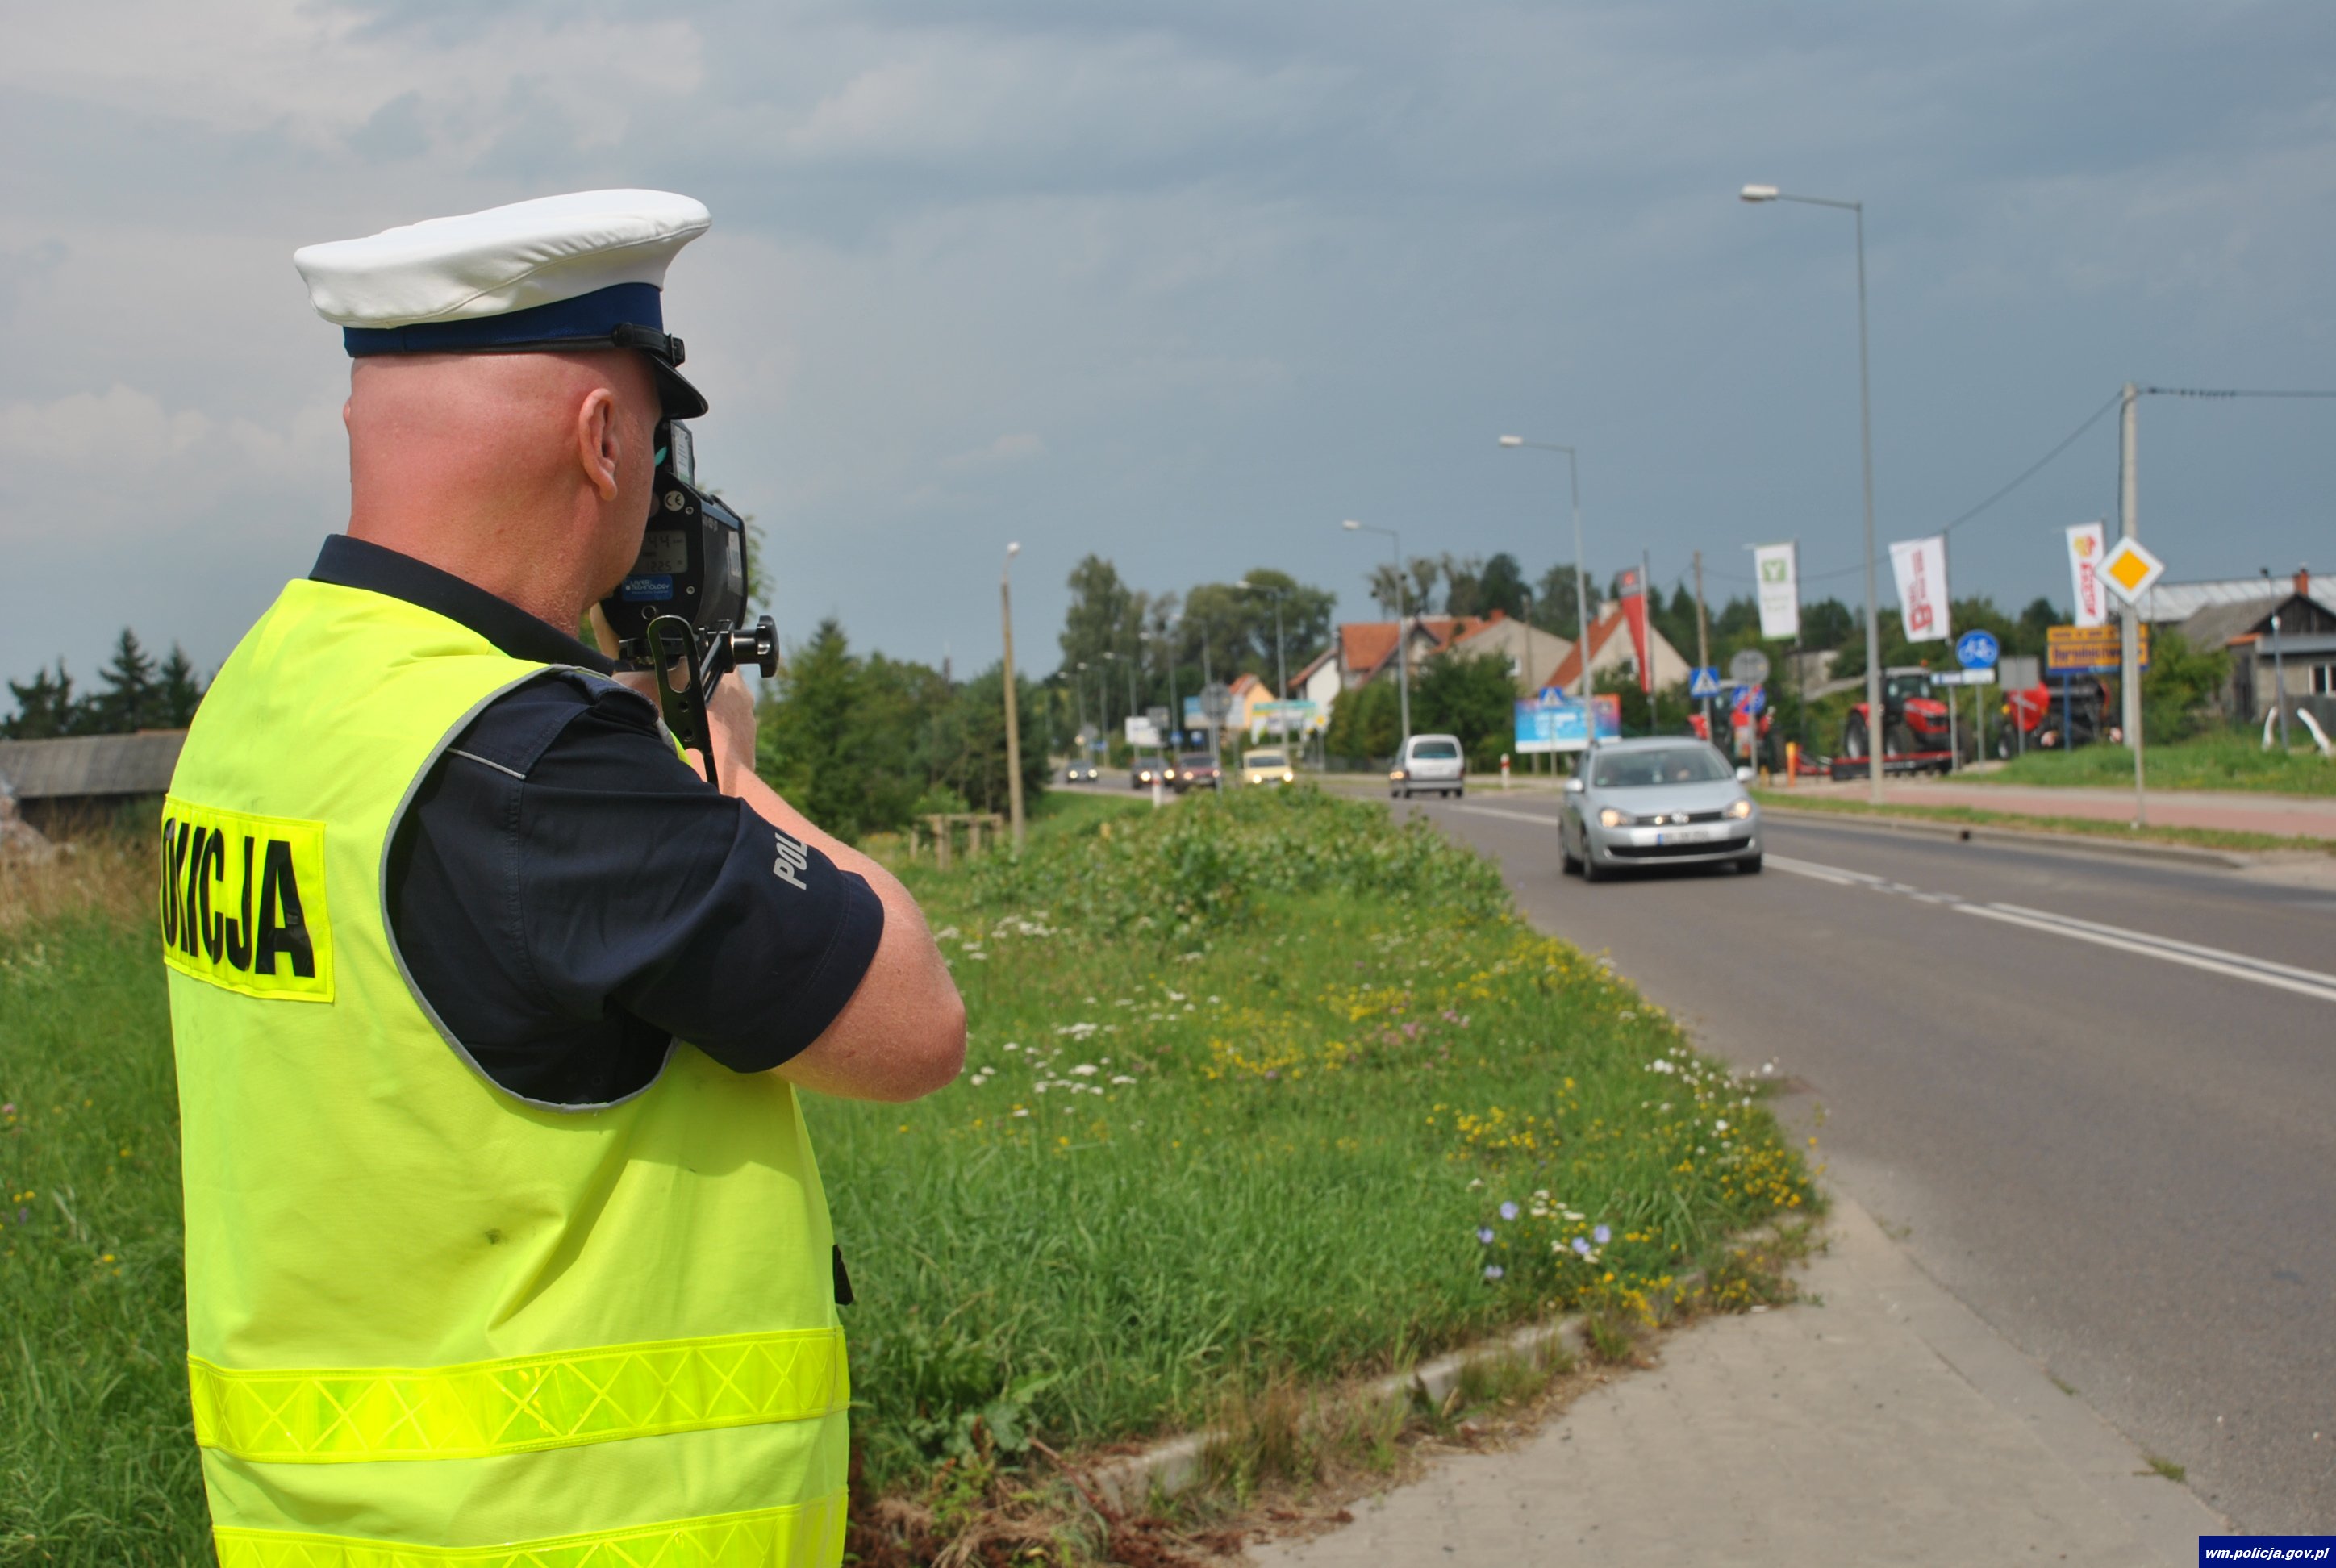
[1975,735,2336,797]
[1754,788,2334,857]
[0,788,1817,1565]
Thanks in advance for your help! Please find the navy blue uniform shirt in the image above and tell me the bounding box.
[314,536,883,1108]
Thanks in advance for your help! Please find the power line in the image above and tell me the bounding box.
[1938,390,2124,536]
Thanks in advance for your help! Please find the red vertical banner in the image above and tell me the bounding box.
[1616,566,1652,694]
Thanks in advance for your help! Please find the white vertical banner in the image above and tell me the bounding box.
[1753,542,1800,640]
[2065,521,2109,628]
[1888,534,1952,644]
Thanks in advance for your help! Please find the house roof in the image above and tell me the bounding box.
[1337,615,1492,682]
[0,731,186,800]
[1289,648,1337,694]
[1546,607,1625,690]
[2142,573,2335,623]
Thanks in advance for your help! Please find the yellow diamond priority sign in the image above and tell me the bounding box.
[2100,537,2166,605]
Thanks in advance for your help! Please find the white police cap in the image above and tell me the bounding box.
[293,190,713,417]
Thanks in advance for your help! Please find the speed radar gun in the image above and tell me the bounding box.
[597,422,777,791]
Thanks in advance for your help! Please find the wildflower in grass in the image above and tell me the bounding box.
[1499,1202,1518,1221]
[1714,1119,1729,1134]
[1593,1224,1612,1245]
[1572,1237,1592,1257]
[1483,1264,1504,1281]
[1477,1228,1495,1245]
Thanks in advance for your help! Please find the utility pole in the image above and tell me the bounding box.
[2119,383,2144,828]
[1001,542,1025,849]
[1692,549,1712,741]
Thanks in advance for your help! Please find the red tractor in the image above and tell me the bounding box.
[1840,666,1954,774]
[1997,673,2118,756]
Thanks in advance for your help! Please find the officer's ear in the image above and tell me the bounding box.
[575,387,622,503]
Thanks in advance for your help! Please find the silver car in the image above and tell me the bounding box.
[1560,737,1760,882]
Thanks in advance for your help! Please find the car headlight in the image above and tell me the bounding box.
[1598,807,1629,828]
[1725,798,1753,819]
[1283,770,1295,782]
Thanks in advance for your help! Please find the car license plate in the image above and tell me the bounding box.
[1654,826,1725,846]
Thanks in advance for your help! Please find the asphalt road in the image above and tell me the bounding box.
[1390,790,2336,1533]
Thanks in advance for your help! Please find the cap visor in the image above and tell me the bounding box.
[652,359,708,419]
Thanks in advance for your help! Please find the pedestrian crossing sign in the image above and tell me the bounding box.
[1688,666,1721,699]
[2100,538,2165,604]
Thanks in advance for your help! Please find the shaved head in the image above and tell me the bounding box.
[344,349,663,632]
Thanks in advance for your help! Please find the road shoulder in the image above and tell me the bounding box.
[1246,1194,2225,1567]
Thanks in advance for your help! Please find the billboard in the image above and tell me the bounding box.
[1753,542,1800,640]
[1515,691,1623,753]
[2066,522,2109,628]
[1888,535,1951,644]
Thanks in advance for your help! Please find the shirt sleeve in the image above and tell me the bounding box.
[388,672,884,1103]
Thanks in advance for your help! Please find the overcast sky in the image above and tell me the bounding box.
[4,0,2331,691]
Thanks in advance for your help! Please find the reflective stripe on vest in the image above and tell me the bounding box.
[191,1326,846,1463]
[166,580,846,1563]
[211,1495,848,1567]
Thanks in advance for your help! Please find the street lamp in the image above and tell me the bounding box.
[1001,541,1025,849]
[1496,436,1591,699]
[1238,578,1290,744]
[1343,519,1411,748]
[1740,181,1886,805]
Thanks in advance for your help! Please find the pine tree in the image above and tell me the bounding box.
[3,661,79,739]
[96,628,159,733]
[157,644,205,727]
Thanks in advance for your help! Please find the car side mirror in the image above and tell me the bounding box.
[1564,776,1586,794]
[1735,766,1754,783]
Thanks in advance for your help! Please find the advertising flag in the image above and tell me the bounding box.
[2065,521,2109,628]
[1753,543,1800,640]
[1888,535,1952,644]
[1616,566,1652,694]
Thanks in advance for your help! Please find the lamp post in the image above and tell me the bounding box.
[1239,578,1290,743]
[1497,437,1591,701]
[1740,182,1885,805]
[1000,541,1025,849]
[1344,519,1411,749]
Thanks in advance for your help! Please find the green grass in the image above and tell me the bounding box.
[1977,734,2336,796]
[0,790,1816,1558]
[1754,788,2334,857]
[0,850,205,1564]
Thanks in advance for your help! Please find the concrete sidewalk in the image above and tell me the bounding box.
[1246,1197,2225,1568]
[1792,775,2336,840]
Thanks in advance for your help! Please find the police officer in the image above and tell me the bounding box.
[161,190,964,1565]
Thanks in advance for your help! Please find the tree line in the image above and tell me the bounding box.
[3,630,205,740]
[756,618,1047,845]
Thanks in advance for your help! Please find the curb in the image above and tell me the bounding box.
[1754,803,2253,869]
[1086,1316,1597,1514]
[1080,1228,1789,1515]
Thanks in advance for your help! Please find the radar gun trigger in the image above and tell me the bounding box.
[596,421,778,792]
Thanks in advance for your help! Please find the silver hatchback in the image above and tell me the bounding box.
[1561,737,1760,882]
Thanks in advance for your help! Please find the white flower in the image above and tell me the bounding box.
[1004,1042,1021,1052]
[1071,1064,1098,1077]
[1111,1075,1137,1086]
[1713,1119,1729,1133]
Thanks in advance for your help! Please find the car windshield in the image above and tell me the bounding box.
[1179,753,1214,766]
[1886,673,1932,701]
[1246,750,1287,767]
[1592,745,1732,789]
[1409,740,1461,759]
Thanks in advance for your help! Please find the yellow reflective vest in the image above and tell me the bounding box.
[163,577,849,1565]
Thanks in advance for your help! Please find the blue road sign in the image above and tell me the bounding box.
[1730,684,1767,717]
[1688,666,1721,699]
[1957,630,2000,669]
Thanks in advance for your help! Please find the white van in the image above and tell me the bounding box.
[1391,733,1466,799]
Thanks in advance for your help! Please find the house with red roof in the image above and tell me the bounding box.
[1541,602,1692,694]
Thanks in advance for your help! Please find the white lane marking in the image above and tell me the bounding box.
[1449,804,1564,827]
[1766,852,2336,1007]
[1954,905,2336,1007]
[1767,853,1883,887]
[1987,901,2336,991]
